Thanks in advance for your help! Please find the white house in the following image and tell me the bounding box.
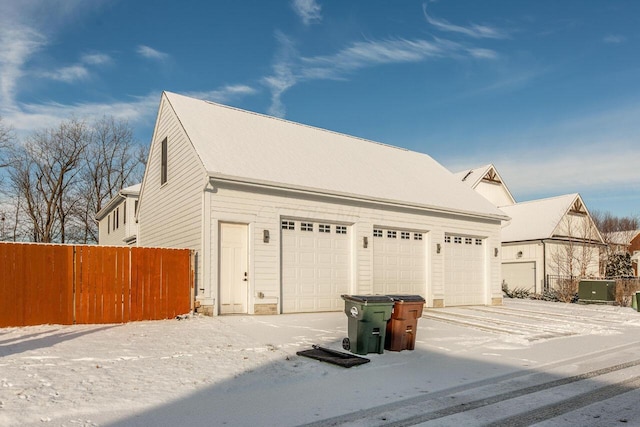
[136,92,509,315]
[456,164,604,293]
[96,183,140,246]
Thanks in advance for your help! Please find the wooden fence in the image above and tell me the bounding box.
[0,243,193,327]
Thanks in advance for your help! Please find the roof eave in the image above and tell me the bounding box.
[206,172,510,222]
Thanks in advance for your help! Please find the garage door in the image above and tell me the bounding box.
[444,234,486,306]
[502,262,536,292]
[373,228,426,296]
[281,219,351,313]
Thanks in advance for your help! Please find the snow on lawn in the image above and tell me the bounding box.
[2,299,640,426]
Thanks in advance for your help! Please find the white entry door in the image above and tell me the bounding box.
[219,223,248,314]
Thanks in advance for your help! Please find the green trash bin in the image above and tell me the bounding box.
[635,292,640,312]
[341,295,394,355]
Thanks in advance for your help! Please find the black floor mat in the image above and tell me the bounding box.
[296,345,370,368]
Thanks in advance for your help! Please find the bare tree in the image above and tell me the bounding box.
[75,116,146,243]
[548,206,603,301]
[8,119,88,243]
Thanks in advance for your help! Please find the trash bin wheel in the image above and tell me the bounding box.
[342,337,350,351]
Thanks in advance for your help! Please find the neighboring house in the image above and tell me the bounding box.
[456,164,604,293]
[96,183,140,246]
[136,91,509,316]
[605,230,640,275]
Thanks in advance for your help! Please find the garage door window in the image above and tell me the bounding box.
[373,229,383,237]
[414,233,423,240]
[282,220,295,230]
[301,222,313,231]
[319,224,331,233]
[336,225,347,234]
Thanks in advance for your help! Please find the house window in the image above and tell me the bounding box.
[414,233,423,241]
[134,200,139,215]
[107,214,110,234]
[116,207,120,229]
[160,137,168,185]
[301,222,313,232]
[454,236,462,244]
[444,236,451,243]
[387,231,397,239]
[336,225,347,234]
[401,231,410,240]
[373,229,383,238]
[281,220,295,230]
[319,224,331,233]
[123,201,127,225]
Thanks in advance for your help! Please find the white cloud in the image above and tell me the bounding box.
[189,85,258,104]
[3,93,160,137]
[466,48,498,59]
[262,32,298,117]
[422,4,508,39]
[0,24,46,108]
[136,45,169,61]
[81,52,112,65]
[442,104,640,207]
[292,0,322,26]
[603,34,626,44]
[39,64,89,83]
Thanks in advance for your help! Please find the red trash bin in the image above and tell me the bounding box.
[385,295,425,351]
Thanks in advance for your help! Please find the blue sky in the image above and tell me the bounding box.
[1,0,639,217]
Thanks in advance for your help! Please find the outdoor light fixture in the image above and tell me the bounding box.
[263,229,270,243]
[436,243,441,254]
[517,251,523,258]
[494,248,499,257]
[363,236,368,248]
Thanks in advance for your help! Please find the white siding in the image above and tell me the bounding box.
[502,242,545,293]
[137,96,207,293]
[204,181,503,313]
[474,180,514,207]
[98,200,127,246]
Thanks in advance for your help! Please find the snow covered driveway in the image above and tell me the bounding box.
[2,299,640,426]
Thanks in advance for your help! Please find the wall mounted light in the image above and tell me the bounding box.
[263,229,270,243]
[436,243,441,254]
[517,251,523,258]
[494,247,499,257]
[363,236,368,248]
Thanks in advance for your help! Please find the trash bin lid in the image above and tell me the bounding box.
[387,295,425,303]
[341,295,394,304]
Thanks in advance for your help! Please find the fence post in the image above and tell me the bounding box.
[72,245,77,324]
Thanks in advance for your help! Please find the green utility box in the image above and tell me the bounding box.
[341,295,395,355]
[578,280,616,303]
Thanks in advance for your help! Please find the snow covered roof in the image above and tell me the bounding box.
[500,194,581,242]
[163,92,508,220]
[605,230,640,245]
[454,164,493,188]
[95,183,141,220]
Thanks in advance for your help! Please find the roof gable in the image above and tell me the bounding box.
[455,164,516,206]
[500,194,603,243]
[163,92,507,220]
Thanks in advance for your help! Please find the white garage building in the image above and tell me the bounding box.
[137,92,509,315]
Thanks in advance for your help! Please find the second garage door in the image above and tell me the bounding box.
[444,234,486,306]
[281,219,351,313]
[373,228,427,295]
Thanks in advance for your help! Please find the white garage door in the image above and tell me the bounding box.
[281,219,351,313]
[372,228,426,296]
[502,262,536,292]
[444,234,486,306]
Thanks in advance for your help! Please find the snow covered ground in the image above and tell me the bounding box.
[2,299,640,426]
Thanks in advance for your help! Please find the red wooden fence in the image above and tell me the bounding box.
[0,243,193,327]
